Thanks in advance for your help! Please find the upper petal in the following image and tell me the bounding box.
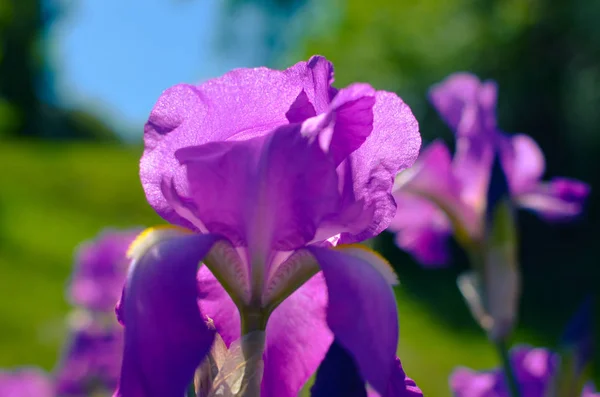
[141,57,335,227]
[306,245,399,395]
[115,229,218,397]
[261,272,332,397]
[429,73,497,137]
[516,178,589,220]
[338,90,421,243]
[177,121,341,253]
[0,368,53,397]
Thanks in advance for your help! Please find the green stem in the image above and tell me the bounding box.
[187,382,197,397]
[239,310,267,397]
[495,339,521,397]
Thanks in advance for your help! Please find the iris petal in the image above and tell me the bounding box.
[306,245,399,395]
[115,228,219,397]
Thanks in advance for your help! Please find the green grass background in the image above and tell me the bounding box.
[0,141,587,396]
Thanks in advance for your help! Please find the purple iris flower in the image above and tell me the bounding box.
[450,345,599,397]
[0,368,53,397]
[115,56,422,397]
[389,73,589,266]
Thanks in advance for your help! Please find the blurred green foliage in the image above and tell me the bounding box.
[0,0,117,140]
[0,142,161,367]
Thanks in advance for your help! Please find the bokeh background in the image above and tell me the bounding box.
[0,0,598,395]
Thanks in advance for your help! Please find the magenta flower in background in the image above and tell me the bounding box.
[450,346,599,397]
[69,229,139,312]
[0,229,137,397]
[0,368,53,397]
[54,317,123,397]
[389,73,589,266]
[58,229,138,396]
[116,55,422,397]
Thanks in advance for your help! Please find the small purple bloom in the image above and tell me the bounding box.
[54,315,124,397]
[69,230,139,311]
[389,73,589,266]
[116,56,422,397]
[450,345,599,397]
[0,368,53,397]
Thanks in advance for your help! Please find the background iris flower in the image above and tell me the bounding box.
[0,230,137,397]
[389,73,589,267]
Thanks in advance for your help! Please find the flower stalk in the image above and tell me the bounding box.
[495,339,521,397]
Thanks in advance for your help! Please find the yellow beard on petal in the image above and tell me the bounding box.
[126,225,192,260]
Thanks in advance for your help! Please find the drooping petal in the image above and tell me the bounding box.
[395,141,479,243]
[141,56,335,227]
[115,228,218,397]
[69,229,139,311]
[368,358,424,397]
[306,245,399,395]
[0,368,53,397]
[516,178,589,220]
[311,340,368,397]
[196,266,241,347]
[450,346,559,397]
[261,272,332,397]
[389,191,452,266]
[338,90,421,243]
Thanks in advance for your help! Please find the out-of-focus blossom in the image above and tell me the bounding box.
[56,230,136,396]
[1,229,136,397]
[116,55,422,397]
[69,230,139,312]
[389,73,589,267]
[450,346,599,397]
[0,368,53,397]
[54,312,123,397]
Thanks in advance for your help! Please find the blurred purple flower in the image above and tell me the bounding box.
[115,56,422,397]
[69,230,139,311]
[0,368,53,397]
[450,346,599,397]
[389,73,589,266]
[54,315,123,397]
[1,229,138,397]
